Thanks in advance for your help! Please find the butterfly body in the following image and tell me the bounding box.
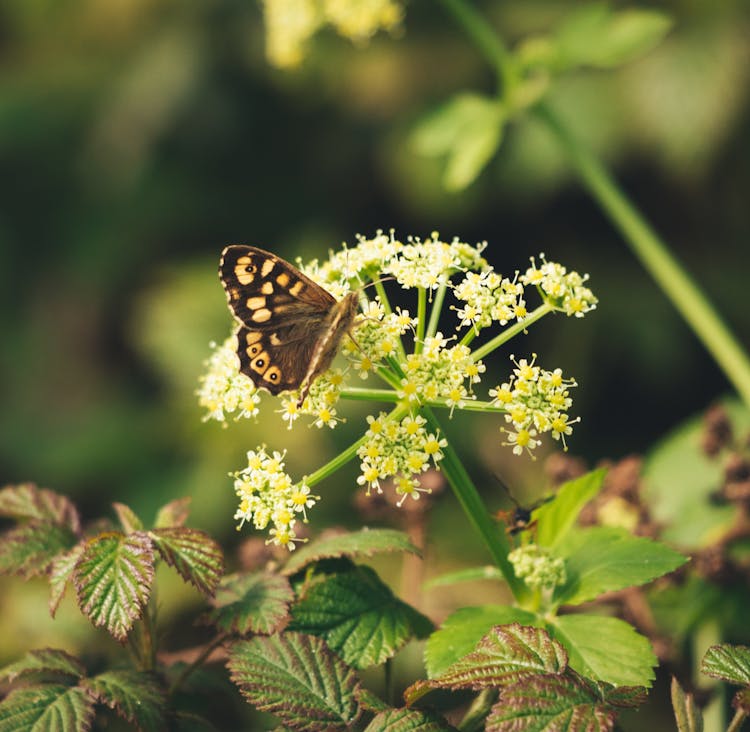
[219,245,359,404]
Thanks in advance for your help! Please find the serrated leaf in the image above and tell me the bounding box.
[0,483,80,533]
[701,644,750,686]
[406,624,567,705]
[424,566,504,589]
[671,677,703,732]
[49,545,85,618]
[553,526,686,606]
[0,649,85,684]
[411,94,506,191]
[355,687,390,713]
[113,503,144,533]
[550,614,656,687]
[150,527,223,597]
[154,497,192,528]
[289,566,432,669]
[486,672,618,732]
[74,531,155,641]
[535,469,606,548]
[0,684,95,732]
[208,571,293,636]
[283,529,420,576]
[0,521,78,578]
[227,632,362,731]
[364,707,458,731]
[83,670,165,731]
[425,606,540,678]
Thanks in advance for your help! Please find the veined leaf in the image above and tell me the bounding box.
[113,503,144,533]
[486,671,645,732]
[535,469,606,548]
[227,632,362,731]
[74,531,155,641]
[283,529,420,576]
[671,677,703,732]
[406,624,567,705]
[208,571,293,636]
[0,483,80,533]
[150,527,223,597]
[364,707,458,731]
[83,670,165,731]
[701,644,750,686]
[0,684,95,732]
[550,614,656,687]
[154,497,192,529]
[0,649,85,684]
[289,566,432,669]
[553,526,686,606]
[425,606,539,678]
[0,521,78,578]
[49,545,85,618]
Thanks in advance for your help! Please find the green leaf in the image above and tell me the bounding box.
[49,545,85,618]
[424,566,504,589]
[553,526,686,606]
[154,497,192,529]
[364,708,458,731]
[289,566,432,669]
[535,469,606,548]
[701,644,750,686]
[411,94,506,191]
[550,614,656,687]
[208,571,293,636]
[671,677,704,732]
[553,4,672,71]
[0,522,78,579]
[355,687,389,713]
[425,606,540,678]
[74,531,155,641]
[227,632,362,731]
[0,483,80,533]
[407,624,567,705]
[83,670,165,731]
[0,649,85,684]
[282,529,420,576]
[113,503,144,533]
[486,671,638,732]
[150,527,223,597]
[0,684,95,732]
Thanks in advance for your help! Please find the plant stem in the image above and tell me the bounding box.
[374,278,408,362]
[727,709,747,732]
[459,688,499,731]
[422,406,527,602]
[695,620,723,732]
[426,282,448,339]
[137,602,157,671]
[340,388,508,414]
[534,103,750,409]
[415,286,427,354]
[471,303,553,362]
[168,634,227,696]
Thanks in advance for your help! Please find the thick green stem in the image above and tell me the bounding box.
[459,689,499,732]
[422,407,527,602]
[426,282,448,339]
[534,103,750,409]
[168,634,227,696]
[471,303,553,362]
[695,620,723,732]
[727,709,747,732]
[415,286,427,354]
[340,388,508,414]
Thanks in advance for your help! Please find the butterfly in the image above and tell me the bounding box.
[219,245,360,405]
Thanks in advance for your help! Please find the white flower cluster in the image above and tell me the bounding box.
[453,270,527,330]
[508,544,567,590]
[490,355,578,456]
[356,413,447,503]
[520,254,597,317]
[233,448,318,549]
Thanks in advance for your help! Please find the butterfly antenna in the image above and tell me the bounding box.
[493,472,521,508]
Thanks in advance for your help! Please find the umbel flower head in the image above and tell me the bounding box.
[198,231,597,548]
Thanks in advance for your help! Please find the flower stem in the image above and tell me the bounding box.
[415,286,427,354]
[374,279,408,361]
[303,403,410,488]
[426,282,448,339]
[727,710,747,732]
[168,634,227,696]
[471,304,553,362]
[340,388,509,415]
[422,406,527,602]
[534,103,750,409]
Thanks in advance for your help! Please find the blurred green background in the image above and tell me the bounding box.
[0,0,749,705]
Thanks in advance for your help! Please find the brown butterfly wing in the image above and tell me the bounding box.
[219,245,335,331]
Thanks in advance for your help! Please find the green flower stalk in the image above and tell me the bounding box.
[198,232,596,574]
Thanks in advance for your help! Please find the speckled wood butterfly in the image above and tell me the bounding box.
[219,245,359,404]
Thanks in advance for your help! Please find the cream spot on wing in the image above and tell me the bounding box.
[246,331,262,344]
[276,272,290,287]
[289,281,304,297]
[270,333,282,345]
[261,281,274,295]
[235,256,256,284]
[251,308,272,323]
[261,259,274,277]
[246,296,266,310]
[265,366,281,383]
[246,343,263,358]
[251,352,270,374]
